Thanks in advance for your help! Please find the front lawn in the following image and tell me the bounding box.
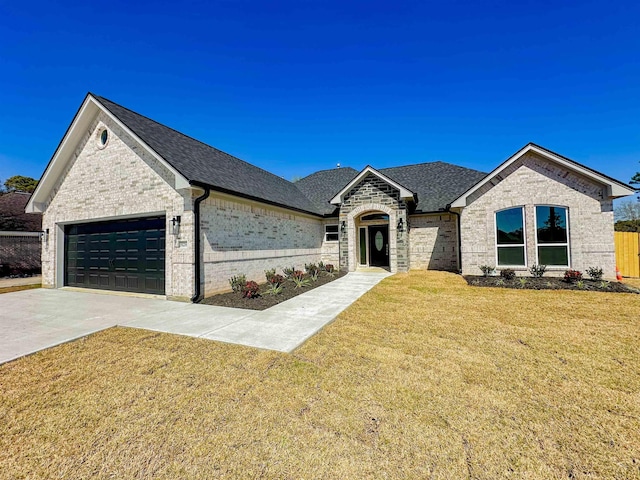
[1,271,638,478]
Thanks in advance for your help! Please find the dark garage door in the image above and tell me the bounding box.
[65,217,166,295]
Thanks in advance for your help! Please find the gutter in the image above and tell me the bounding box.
[190,183,211,303]
[444,205,462,273]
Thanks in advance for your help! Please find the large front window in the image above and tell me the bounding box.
[536,206,569,266]
[496,207,526,266]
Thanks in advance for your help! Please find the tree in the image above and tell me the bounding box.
[4,176,38,193]
[615,199,640,222]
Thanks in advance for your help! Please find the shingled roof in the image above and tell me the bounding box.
[95,94,487,216]
[94,95,323,216]
[379,162,487,213]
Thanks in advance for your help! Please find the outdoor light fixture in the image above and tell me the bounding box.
[171,216,181,236]
[341,220,346,233]
[40,228,49,242]
[397,218,404,232]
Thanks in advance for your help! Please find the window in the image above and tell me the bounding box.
[496,207,526,266]
[325,224,339,242]
[536,206,569,266]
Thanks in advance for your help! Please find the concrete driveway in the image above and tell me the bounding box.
[0,272,389,364]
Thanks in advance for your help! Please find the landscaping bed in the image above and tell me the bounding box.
[202,270,347,310]
[464,275,639,293]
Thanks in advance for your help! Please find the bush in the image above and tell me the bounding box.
[318,261,325,271]
[282,267,296,279]
[241,281,260,298]
[291,270,305,281]
[564,269,582,282]
[529,264,547,278]
[586,267,603,281]
[229,274,247,293]
[264,268,276,283]
[479,265,495,277]
[269,274,284,287]
[305,263,319,276]
[500,268,516,280]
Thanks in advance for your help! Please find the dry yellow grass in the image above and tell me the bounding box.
[0,284,40,294]
[0,271,638,479]
[624,277,640,289]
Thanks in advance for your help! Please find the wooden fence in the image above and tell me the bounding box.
[615,231,640,278]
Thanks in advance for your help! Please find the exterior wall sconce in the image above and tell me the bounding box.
[171,216,181,236]
[397,218,404,232]
[40,228,49,242]
[341,220,346,234]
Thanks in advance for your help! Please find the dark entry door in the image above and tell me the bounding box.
[368,225,389,267]
[65,217,165,295]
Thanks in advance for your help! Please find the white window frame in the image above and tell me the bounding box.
[534,205,570,268]
[324,224,339,242]
[495,206,527,268]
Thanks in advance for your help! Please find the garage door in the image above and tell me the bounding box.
[65,216,166,295]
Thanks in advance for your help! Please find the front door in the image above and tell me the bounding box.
[368,225,389,267]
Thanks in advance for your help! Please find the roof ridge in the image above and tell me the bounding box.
[92,94,302,189]
[295,166,358,182]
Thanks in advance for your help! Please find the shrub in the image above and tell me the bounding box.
[500,268,516,280]
[305,263,319,276]
[576,280,585,290]
[518,278,528,287]
[564,269,582,282]
[291,270,305,281]
[282,267,296,279]
[229,274,247,293]
[318,261,325,271]
[479,265,495,277]
[264,268,276,283]
[269,274,284,287]
[586,267,603,281]
[599,280,610,289]
[309,270,319,282]
[529,264,547,278]
[241,281,260,298]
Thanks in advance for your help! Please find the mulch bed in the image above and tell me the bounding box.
[201,271,348,310]
[464,275,640,294]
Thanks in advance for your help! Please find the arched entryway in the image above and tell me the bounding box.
[343,203,403,273]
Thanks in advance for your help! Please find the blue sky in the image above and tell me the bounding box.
[0,0,638,198]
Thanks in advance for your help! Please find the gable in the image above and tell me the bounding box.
[451,143,635,208]
[330,166,414,205]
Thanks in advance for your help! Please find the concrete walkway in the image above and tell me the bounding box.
[0,272,390,364]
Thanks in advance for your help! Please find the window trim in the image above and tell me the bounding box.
[324,224,339,242]
[495,206,527,268]
[534,205,570,268]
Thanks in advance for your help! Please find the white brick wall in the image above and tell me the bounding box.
[460,152,616,278]
[200,194,324,294]
[41,112,194,299]
[409,213,458,271]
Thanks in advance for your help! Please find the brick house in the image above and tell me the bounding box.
[26,94,635,301]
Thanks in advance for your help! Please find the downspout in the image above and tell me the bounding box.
[445,204,462,274]
[190,185,211,303]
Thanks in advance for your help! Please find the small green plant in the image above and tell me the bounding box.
[500,268,516,280]
[586,267,604,281]
[265,283,283,295]
[291,270,305,281]
[305,263,319,277]
[229,274,247,293]
[495,279,505,286]
[282,267,296,279]
[264,268,277,283]
[518,278,528,287]
[529,264,547,278]
[564,269,582,282]
[599,280,610,289]
[545,281,554,288]
[479,265,495,277]
[318,261,325,271]
[241,281,260,298]
[310,270,319,282]
[292,275,310,289]
[576,280,585,289]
